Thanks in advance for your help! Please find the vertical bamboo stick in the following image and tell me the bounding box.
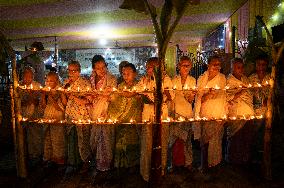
[11,56,28,177]
[257,16,284,180]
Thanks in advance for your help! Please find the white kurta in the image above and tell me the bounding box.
[137,74,174,181]
[19,81,43,158]
[89,72,117,171]
[169,75,196,167]
[194,71,227,167]
[226,74,254,137]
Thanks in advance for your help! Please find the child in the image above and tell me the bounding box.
[41,71,67,165]
[108,63,142,169]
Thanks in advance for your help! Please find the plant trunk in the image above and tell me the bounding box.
[263,64,276,180]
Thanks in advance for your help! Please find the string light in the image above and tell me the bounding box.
[17,82,270,94]
[20,114,265,125]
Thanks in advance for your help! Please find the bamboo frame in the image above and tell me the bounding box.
[11,57,28,178]
[256,16,284,180]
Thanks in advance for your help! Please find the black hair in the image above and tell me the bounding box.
[119,61,129,73]
[207,55,221,64]
[123,63,137,73]
[92,55,106,69]
[231,57,244,64]
[49,67,57,72]
[179,55,191,62]
[68,60,81,71]
[255,54,269,64]
[147,57,158,64]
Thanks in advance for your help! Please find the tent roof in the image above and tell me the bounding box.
[0,0,246,50]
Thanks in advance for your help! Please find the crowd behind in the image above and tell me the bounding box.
[19,54,270,182]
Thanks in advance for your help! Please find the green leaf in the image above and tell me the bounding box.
[119,0,156,15]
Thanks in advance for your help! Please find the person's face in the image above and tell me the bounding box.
[45,75,58,89]
[208,59,221,75]
[94,61,107,78]
[23,70,33,85]
[256,60,267,75]
[232,62,244,77]
[68,64,80,81]
[122,67,136,84]
[179,60,192,76]
[146,61,157,77]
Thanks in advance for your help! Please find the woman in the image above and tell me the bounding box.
[226,58,254,164]
[19,67,43,160]
[194,55,227,171]
[108,63,142,168]
[42,72,67,165]
[89,55,117,172]
[137,57,173,181]
[170,56,196,170]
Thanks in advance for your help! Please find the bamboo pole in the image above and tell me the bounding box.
[11,56,28,178]
[256,16,284,180]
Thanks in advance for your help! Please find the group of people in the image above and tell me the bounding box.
[19,54,270,182]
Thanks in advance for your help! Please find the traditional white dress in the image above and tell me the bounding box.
[137,74,174,181]
[19,81,43,159]
[43,86,66,163]
[169,75,196,167]
[89,72,117,171]
[65,76,92,162]
[226,74,254,137]
[194,71,227,167]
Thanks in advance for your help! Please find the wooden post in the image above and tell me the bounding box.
[256,16,284,180]
[11,56,28,178]
[231,26,236,58]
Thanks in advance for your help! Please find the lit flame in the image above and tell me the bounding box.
[178,117,185,122]
[112,87,117,91]
[130,119,134,123]
[230,116,237,120]
[173,85,176,90]
[87,87,90,92]
[162,117,171,122]
[257,83,262,87]
[248,84,252,88]
[107,119,113,123]
[30,84,33,89]
[77,87,80,92]
[99,88,103,91]
[225,86,230,90]
[189,118,194,121]
[22,117,28,121]
[184,84,188,90]
[250,116,255,120]
[214,85,220,90]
